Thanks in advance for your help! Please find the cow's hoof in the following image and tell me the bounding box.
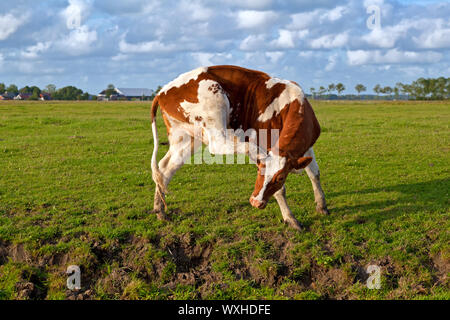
[285,218,303,231]
[316,206,330,215]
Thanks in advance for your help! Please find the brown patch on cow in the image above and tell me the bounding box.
[277,98,320,159]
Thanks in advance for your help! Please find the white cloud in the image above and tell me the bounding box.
[0,13,29,40]
[119,38,175,53]
[413,26,450,49]
[265,51,284,63]
[325,53,338,71]
[61,0,91,29]
[288,6,347,30]
[298,51,314,58]
[363,27,401,48]
[236,10,278,29]
[179,1,213,21]
[322,6,347,21]
[288,12,316,30]
[111,53,128,61]
[224,0,273,10]
[310,32,348,49]
[16,61,64,74]
[239,34,267,51]
[192,52,214,66]
[362,18,450,49]
[347,49,442,66]
[21,42,51,59]
[58,26,97,55]
[271,29,295,49]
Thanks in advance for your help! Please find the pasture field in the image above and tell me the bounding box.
[0,100,448,300]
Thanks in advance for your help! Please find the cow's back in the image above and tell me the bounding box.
[156,65,320,157]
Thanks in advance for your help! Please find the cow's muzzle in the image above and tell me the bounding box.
[250,196,267,209]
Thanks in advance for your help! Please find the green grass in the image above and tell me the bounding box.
[0,100,448,300]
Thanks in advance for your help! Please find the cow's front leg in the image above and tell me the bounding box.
[304,148,329,215]
[273,185,302,231]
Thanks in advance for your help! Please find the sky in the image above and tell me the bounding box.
[0,0,449,94]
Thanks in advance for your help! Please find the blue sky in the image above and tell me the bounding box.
[0,0,449,94]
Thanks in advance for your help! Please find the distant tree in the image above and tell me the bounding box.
[318,86,326,98]
[44,84,56,95]
[0,83,5,93]
[373,84,381,96]
[335,83,345,95]
[29,88,40,100]
[53,86,84,100]
[394,82,403,99]
[105,84,116,98]
[150,85,162,100]
[355,84,366,96]
[435,77,449,99]
[405,77,450,100]
[399,83,413,99]
[327,83,335,94]
[310,87,316,99]
[444,78,450,99]
[6,84,19,94]
[30,86,41,95]
[19,86,31,94]
[383,86,393,96]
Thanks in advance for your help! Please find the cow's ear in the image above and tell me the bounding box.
[293,156,312,169]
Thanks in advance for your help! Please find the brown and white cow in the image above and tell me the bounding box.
[151,65,329,231]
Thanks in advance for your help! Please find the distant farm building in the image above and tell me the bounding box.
[0,92,16,100]
[14,93,31,100]
[97,88,154,101]
[39,93,52,101]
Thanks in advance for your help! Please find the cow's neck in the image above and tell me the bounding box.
[252,98,320,160]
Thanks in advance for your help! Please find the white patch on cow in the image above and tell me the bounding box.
[160,67,208,95]
[265,77,292,89]
[254,151,286,201]
[257,79,305,122]
[179,79,230,129]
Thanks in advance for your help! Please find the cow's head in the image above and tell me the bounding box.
[249,152,312,209]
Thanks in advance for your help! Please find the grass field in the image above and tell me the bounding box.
[0,100,448,300]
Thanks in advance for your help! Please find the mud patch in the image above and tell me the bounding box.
[14,268,48,300]
[431,253,449,286]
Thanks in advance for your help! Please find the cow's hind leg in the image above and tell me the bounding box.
[153,132,198,220]
[304,148,329,215]
[153,150,171,220]
[274,185,302,231]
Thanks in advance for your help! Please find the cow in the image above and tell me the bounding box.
[151,65,329,231]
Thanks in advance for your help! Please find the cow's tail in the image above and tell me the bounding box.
[151,96,168,208]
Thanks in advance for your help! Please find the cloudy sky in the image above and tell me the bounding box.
[0,0,449,94]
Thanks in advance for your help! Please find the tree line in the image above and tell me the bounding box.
[2,76,449,101]
[310,77,449,100]
[0,83,92,100]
